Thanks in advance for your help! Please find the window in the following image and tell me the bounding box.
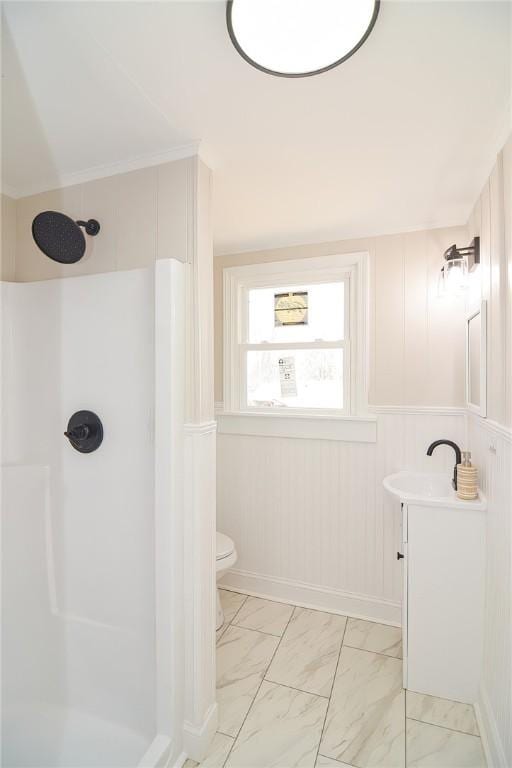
[223,253,369,418]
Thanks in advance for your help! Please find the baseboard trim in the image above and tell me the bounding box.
[220,568,401,626]
[168,753,187,768]
[183,702,218,763]
[475,687,508,768]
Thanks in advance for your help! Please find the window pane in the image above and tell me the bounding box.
[248,282,345,343]
[247,349,343,409]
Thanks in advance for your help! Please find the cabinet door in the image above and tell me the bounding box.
[406,503,484,702]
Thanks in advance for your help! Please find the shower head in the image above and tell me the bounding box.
[32,211,100,263]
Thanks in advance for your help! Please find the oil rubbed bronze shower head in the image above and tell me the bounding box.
[32,211,100,263]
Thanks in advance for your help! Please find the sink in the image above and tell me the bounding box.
[383,471,486,510]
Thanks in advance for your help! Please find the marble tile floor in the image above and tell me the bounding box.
[185,590,486,768]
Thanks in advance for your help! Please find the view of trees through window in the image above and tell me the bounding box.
[245,281,346,410]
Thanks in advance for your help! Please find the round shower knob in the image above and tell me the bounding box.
[64,410,103,453]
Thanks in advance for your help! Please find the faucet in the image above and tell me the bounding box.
[426,440,462,490]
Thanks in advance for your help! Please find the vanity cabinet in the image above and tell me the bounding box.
[400,500,486,704]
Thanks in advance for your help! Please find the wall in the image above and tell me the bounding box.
[469,415,511,768]
[215,225,469,624]
[1,270,157,766]
[466,135,512,768]
[218,411,465,623]
[1,193,16,281]
[8,157,195,280]
[183,159,218,761]
[216,136,511,765]
[214,225,469,407]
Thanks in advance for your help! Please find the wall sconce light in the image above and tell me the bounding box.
[438,237,480,296]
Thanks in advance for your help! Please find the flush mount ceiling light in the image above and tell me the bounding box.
[226,0,380,78]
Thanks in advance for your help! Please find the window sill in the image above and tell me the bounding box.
[215,406,377,443]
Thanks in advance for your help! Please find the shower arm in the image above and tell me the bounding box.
[75,219,101,236]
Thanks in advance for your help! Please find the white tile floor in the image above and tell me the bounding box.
[185,590,486,768]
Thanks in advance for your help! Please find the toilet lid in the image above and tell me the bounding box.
[216,532,235,560]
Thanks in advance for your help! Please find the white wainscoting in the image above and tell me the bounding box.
[217,410,465,626]
[216,411,377,443]
[468,414,511,768]
[183,421,218,762]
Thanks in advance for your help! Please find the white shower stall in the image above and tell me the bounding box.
[1,259,185,767]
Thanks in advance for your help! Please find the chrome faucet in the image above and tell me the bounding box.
[426,440,462,490]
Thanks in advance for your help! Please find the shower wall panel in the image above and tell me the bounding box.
[1,267,157,762]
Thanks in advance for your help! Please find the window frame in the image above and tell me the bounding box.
[223,252,370,419]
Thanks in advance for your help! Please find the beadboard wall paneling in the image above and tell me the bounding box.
[217,412,465,623]
[468,415,511,767]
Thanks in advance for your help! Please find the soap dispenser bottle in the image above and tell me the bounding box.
[457,451,478,500]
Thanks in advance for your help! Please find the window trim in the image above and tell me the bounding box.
[223,252,370,419]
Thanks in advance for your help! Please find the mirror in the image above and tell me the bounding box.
[466,300,487,416]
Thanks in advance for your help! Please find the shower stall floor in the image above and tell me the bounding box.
[3,706,150,768]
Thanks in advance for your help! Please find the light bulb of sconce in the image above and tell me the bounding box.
[437,258,468,298]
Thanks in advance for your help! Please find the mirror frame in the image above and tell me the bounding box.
[465,299,487,417]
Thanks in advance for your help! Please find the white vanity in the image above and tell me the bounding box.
[384,471,486,704]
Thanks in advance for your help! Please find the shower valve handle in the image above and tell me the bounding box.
[64,411,103,453]
[64,424,90,441]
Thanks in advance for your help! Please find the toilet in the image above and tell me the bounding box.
[216,532,237,630]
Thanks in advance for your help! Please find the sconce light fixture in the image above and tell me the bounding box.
[438,237,480,296]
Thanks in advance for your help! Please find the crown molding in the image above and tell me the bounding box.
[213,217,469,258]
[3,141,202,200]
[0,184,19,200]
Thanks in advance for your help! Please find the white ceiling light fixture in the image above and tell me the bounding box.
[226,0,380,78]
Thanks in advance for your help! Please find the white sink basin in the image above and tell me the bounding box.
[383,471,486,510]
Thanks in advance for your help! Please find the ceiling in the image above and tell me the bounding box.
[2,0,511,255]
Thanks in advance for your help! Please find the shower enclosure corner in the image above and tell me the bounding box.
[1,256,185,768]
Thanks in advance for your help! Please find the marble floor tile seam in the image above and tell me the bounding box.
[406,715,483,740]
[341,642,403,660]
[223,604,297,744]
[405,718,486,768]
[217,728,234,739]
[221,590,339,611]
[221,589,370,623]
[232,597,295,636]
[229,594,248,624]
[313,612,350,768]
[231,624,291,639]
[404,690,479,737]
[220,590,249,624]
[216,591,249,642]
[263,676,331,700]
[213,728,238,768]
